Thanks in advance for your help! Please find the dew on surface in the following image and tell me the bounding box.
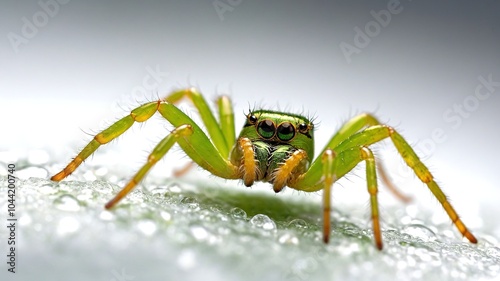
[287,218,309,230]
[229,207,247,220]
[3,157,500,281]
[402,223,437,242]
[180,196,200,210]
[250,214,277,231]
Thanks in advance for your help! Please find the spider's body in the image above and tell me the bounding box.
[230,110,313,190]
[52,88,477,250]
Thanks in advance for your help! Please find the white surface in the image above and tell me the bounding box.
[0,157,499,281]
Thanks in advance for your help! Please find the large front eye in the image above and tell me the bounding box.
[257,119,276,139]
[277,122,295,141]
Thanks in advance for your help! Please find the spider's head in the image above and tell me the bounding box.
[239,110,315,158]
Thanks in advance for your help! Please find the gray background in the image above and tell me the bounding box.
[1,1,499,281]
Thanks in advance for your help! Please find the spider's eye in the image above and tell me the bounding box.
[298,123,308,133]
[248,114,258,124]
[257,119,276,139]
[277,122,295,141]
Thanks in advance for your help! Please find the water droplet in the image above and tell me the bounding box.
[168,183,182,193]
[92,181,114,195]
[230,207,247,220]
[54,194,81,212]
[149,185,170,197]
[180,197,199,210]
[402,223,437,242]
[250,214,276,231]
[288,218,308,230]
[57,216,80,235]
[137,220,157,236]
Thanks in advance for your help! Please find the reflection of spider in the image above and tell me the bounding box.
[52,88,477,249]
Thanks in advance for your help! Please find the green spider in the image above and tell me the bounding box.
[52,88,477,250]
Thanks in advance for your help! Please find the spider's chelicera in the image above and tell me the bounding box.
[52,88,477,250]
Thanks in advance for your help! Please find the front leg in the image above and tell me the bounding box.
[293,146,383,248]
[271,149,308,192]
[232,137,260,187]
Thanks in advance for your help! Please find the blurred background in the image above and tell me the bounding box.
[1,1,499,280]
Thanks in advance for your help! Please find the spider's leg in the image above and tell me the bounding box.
[360,146,382,249]
[292,146,383,249]
[291,124,476,247]
[318,113,380,154]
[236,137,258,187]
[171,93,236,177]
[320,113,410,202]
[334,125,477,244]
[51,101,162,181]
[216,95,236,148]
[271,149,308,192]
[162,88,234,158]
[105,124,192,209]
[106,101,241,208]
[377,161,412,203]
[53,100,240,208]
[320,149,335,244]
[156,101,239,178]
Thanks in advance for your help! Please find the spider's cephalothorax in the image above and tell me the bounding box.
[230,110,314,191]
[52,88,478,250]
